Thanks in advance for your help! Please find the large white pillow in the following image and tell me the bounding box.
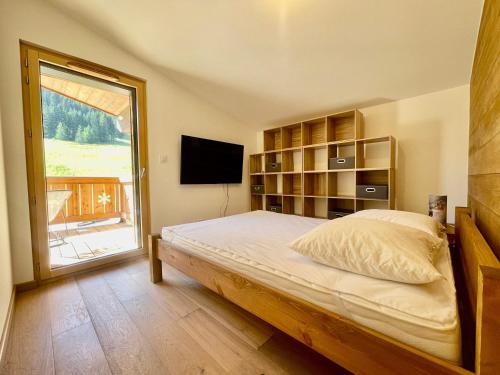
[289,217,443,284]
[350,209,444,239]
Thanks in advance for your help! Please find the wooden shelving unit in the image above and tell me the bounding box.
[250,109,396,217]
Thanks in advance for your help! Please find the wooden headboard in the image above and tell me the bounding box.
[455,207,500,374]
[468,0,500,259]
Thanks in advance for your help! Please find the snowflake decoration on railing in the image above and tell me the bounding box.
[98,192,111,205]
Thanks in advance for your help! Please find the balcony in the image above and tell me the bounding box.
[47,176,137,267]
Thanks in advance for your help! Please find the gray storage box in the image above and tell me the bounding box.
[266,162,281,172]
[251,184,265,194]
[329,156,355,169]
[328,209,354,220]
[268,205,282,213]
[356,185,388,199]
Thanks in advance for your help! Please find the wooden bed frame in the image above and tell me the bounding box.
[149,207,500,375]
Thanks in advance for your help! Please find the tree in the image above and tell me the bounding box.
[54,122,73,141]
[75,126,85,143]
[87,123,100,144]
[41,88,121,144]
[42,108,57,138]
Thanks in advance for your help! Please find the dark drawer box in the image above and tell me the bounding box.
[329,157,355,170]
[266,162,281,172]
[328,209,354,220]
[356,185,388,199]
[251,184,265,194]
[268,205,282,213]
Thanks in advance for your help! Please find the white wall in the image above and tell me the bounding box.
[0,106,13,333]
[257,85,469,223]
[0,0,256,284]
[361,85,469,223]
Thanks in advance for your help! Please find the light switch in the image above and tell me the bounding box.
[159,153,168,163]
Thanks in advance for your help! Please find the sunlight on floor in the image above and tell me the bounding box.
[49,218,137,268]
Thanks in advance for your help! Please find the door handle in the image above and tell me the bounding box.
[140,168,146,179]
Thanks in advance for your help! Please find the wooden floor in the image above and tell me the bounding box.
[1,258,350,375]
[50,222,136,267]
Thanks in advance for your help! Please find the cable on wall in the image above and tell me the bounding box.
[220,183,230,217]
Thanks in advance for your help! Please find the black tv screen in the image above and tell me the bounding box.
[180,135,244,184]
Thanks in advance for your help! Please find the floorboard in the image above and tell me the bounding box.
[129,271,199,319]
[76,272,167,374]
[259,331,351,374]
[175,280,275,349]
[52,322,111,375]
[178,308,255,372]
[2,258,351,374]
[102,267,148,302]
[1,289,55,375]
[122,294,226,374]
[47,277,90,336]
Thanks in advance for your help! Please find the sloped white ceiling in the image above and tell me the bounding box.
[47,0,483,127]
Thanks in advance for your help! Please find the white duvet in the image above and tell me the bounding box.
[161,210,461,363]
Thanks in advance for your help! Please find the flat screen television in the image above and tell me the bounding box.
[180,135,244,184]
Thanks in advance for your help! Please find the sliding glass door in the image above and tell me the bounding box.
[20,42,150,280]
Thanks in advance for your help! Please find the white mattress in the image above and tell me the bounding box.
[161,210,461,364]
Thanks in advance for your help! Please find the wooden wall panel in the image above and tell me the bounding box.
[469,0,500,258]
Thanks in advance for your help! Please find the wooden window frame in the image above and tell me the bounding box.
[19,40,150,281]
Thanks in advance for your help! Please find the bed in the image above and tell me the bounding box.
[149,207,500,375]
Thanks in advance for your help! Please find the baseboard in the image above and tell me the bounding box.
[0,286,16,366]
[14,280,37,293]
[14,254,147,289]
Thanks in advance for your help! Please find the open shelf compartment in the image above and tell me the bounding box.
[251,175,264,185]
[283,173,302,195]
[282,123,302,149]
[355,169,390,203]
[264,128,282,152]
[327,143,355,171]
[304,145,328,171]
[304,172,327,197]
[250,174,265,195]
[327,110,361,142]
[355,199,389,211]
[265,174,280,194]
[251,195,264,211]
[302,118,326,146]
[355,136,395,169]
[328,171,355,198]
[250,153,265,174]
[304,197,327,218]
[266,195,283,212]
[328,198,355,219]
[356,169,388,186]
[282,149,302,172]
[283,196,302,216]
[265,152,282,173]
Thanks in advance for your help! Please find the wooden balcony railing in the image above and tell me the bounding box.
[46,176,133,224]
